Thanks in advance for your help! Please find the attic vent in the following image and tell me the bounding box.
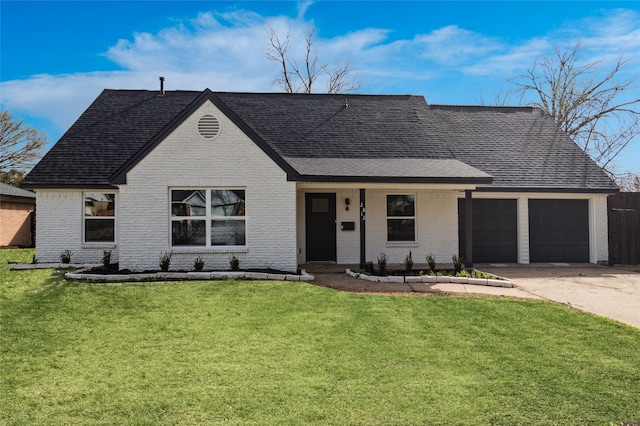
[198,115,221,139]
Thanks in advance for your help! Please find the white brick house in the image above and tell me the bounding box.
[23,89,618,272]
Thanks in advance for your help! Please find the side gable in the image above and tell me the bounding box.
[23,89,201,189]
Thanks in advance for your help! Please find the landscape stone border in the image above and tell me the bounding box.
[346,269,514,288]
[9,263,314,283]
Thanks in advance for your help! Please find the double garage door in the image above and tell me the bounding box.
[458,199,589,263]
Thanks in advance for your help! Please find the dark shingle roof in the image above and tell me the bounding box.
[23,89,617,192]
[283,158,491,182]
[429,105,618,191]
[214,93,454,159]
[23,90,200,188]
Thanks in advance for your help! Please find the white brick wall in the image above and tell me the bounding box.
[297,187,460,266]
[34,190,118,264]
[366,189,458,265]
[117,100,298,272]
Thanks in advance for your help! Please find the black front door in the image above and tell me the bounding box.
[305,193,336,261]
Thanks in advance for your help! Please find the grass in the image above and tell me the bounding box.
[2,249,639,425]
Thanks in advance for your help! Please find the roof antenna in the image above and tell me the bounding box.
[344,97,349,108]
[159,76,165,96]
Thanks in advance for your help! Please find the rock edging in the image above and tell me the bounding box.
[345,269,514,288]
[8,263,313,283]
[64,269,314,283]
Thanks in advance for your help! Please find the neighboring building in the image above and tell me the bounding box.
[0,182,35,247]
[22,89,618,272]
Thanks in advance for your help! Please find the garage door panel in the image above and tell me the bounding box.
[459,199,518,263]
[529,199,589,262]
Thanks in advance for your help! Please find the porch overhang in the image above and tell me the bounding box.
[285,157,493,185]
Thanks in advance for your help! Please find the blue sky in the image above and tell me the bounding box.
[2,1,639,174]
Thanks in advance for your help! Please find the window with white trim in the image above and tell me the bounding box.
[386,194,415,242]
[171,189,246,247]
[84,193,116,243]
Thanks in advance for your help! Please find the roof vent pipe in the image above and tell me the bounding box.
[159,76,165,95]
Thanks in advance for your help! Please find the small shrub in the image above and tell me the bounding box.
[404,251,413,273]
[456,269,470,278]
[60,249,72,264]
[194,255,205,271]
[471,270,493,279]
[229,254,240,271]
[377,252,389,276]
[427,253,436,272]
[102,250,112,269]
[452,254,463,274]
[159,252,172,272]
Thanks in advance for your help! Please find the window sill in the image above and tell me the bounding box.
[385,242,418,248]
[170,247,248,254]
[82,243,117,249]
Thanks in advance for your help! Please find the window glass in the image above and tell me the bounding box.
[211,220,246,246]
[387,219,416,241]
[387,195,415,216]
[171,190,206,216]
[386,194,416,242]
[85,219,115,242]
[211,190,245,216]
[311,198,329,213]
[84,193,115,243]
[171,220,206,246]
[170,189,246,248]
[85,193,115,217]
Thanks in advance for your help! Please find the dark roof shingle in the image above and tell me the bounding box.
[429,105,618,191]
[23,90,200,188]
[23,89,617,192]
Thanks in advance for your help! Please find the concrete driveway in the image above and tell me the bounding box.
[479,263,640,329]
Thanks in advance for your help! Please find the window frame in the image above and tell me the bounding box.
[170,188,247,249]
[83,192,117,244]
[386,193,416,243]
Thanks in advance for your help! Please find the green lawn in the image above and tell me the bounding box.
[2,249,639,425]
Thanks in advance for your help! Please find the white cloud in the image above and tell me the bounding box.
[462,38,551,76]
[105,10,276,74]
[2,6,638,145]
[412,26,503,65]
[296,0,314,20]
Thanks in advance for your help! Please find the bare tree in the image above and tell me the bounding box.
[1,110,46,178]
[616,172,640,192]
[509,43,640,174]
[267,25,361,94]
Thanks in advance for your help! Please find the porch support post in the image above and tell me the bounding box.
[464,189,473,268]
[359,188,368,270]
